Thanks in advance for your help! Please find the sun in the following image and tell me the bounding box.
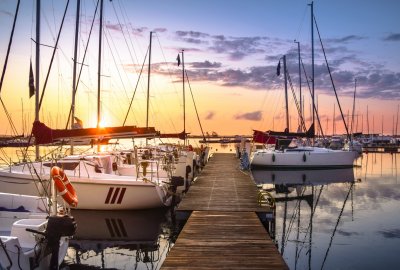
[98,119,108,128]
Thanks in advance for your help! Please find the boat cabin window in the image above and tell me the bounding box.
[43,162,79,171]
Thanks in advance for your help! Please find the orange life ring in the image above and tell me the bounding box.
[51,166,78,207]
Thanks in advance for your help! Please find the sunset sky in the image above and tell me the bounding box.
[0,0,399,137]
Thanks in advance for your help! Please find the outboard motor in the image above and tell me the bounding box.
[26,215,76,270]
[46,215,77,269]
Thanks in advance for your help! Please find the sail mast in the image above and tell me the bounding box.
[97,0,104,128]
[294,40,302,121]
[146,31,152,129]
[182,50,186,145]
[35,0,40,160]
[71,0,80,154]
[283,55,289,131]
[310,1,315,143]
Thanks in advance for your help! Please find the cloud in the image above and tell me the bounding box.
[175,30,210,44]
[205,111,215,120]
[209,36,267,61]
[383,33,400,41]
[328,35,366,43]
[190,61,222,68]
[106,23,121,32]
[120,26,398,101]
[0,10,13,17]
[153,28,167,33]
[234,111,262,121]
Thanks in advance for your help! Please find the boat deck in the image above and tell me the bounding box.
[161,153,288,269]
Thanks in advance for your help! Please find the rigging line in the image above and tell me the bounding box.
[185,70,206,141]
[286,69,307,132]
[118,0,143,63]
[0,0,20,94]
[19,1,70,171]
[0,0,21,142]
[0,97,19,136]
[153,34,179,132]
[295,5,308,41]
[123,47,149,126]
[38,0,70,111]
[154,34,180,97]
[103,24,132,102]
[103,27,130,100]
[110,0,141,78]
[65,0,100,130]
[300,57,325,139]
[320,183,354,270]
[314,15,350,140]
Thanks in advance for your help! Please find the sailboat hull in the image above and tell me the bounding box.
[0,164,170,210]
[251,147,358,169]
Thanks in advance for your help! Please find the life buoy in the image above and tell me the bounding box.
[51,166,78,207]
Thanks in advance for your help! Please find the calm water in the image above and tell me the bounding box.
[1,144,399,269]
[252,152,400,270]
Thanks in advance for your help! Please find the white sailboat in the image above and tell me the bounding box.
[250,2,358,169]
[0,1,176,210]
[251,146,358,169]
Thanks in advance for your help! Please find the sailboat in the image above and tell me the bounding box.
[250,2,359,169]
[0,0,174,210]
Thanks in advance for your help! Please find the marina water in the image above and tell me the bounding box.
[1,143,399,269]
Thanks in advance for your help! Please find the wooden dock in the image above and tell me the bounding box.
[161,153,288,269]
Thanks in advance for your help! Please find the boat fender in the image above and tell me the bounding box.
[272,153,276,162]
[303,153,307,162]
[112,162,118,171]
[51,166,78,207]
[302,174,306,182]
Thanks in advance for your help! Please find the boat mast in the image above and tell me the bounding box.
[350,78,357,140]
[283,55,289,132]
[182,50,186,145]
[310,1,315,144]
[146,31,152,129]
[35,0,40,160]
[71,0,80,155]
[294,40,302,121]
[97,0,104,128]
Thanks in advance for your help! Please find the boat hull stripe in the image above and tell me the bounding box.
[110,187,121,204]
[105,187,114,204]
[117,188,126,204]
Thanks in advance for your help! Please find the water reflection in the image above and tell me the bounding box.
[63,208,174,269]
[252,167,355,185]
[251,153,400,270]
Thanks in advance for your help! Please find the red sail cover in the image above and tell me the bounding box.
[253,130,277,144]
[253,124,315,144]
[32,121,158,145]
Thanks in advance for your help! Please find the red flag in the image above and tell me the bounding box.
[29,60,35,98]
[176,54,181,66]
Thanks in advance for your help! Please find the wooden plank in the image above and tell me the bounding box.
[178,153,269,212]
[161,154,287,269]
[161,211,288,269]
